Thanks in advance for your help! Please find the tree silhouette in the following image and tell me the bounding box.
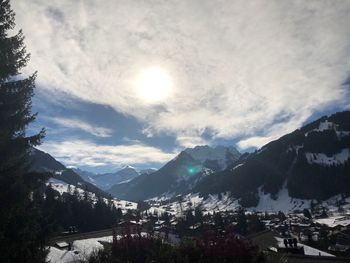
[0,0,48,261]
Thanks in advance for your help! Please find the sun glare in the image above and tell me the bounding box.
[136,67,173,103]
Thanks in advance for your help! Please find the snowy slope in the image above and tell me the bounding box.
[47,179,137,212]
[194,111,350,203]
[305,148,350,166]
[146,188,350,216]
[251,186,311,213]
[30,149,108,197]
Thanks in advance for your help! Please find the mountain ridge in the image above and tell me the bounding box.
[194,111,350,206]
[108,145,241,200]
[73,166,157,190]
[29,148,109,198]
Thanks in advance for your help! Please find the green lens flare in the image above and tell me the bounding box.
[188,167,195,174]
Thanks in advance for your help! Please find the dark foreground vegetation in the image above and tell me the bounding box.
[88,231,263,263]
[0,1,121,261]
[42,184,123,233]
[0,0,48,261]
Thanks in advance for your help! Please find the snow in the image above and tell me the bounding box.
[305,148,350,166]
[47,182,137,212]
[316,120,335,132]
[112,199,138,210]
[47,236,113,263]
[336,130,350,138]
[147,192,240,217]
[73,236,113,257]
[54,170,64,176]
[48,182,84,196]
[48,178,67,185]
[231,163,243,171]
[47,246,82,263]
[147,192,176,202]
[305,119,350,140]
[146,184,350,216]
[275,237,335,257]
[201,193,240,213]
[305,120,339,135]
[117,178,133,184]
[250,187,311,213]
[315,215,350,228]
[305,120,336,136]
[55,241,69,248]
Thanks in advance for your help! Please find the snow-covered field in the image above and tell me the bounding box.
[48,233,150,263]
[252,187,311,213]
[146,188,350,217]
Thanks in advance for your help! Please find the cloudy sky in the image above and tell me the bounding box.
[13,0,350,173]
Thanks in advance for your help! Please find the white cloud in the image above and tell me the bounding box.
[13,0,350,148]
[51,117,113,137]
[237,136,273,150]
[38,140,177,167]
[176,135,210,148]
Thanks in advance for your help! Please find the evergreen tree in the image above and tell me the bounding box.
[236,208,247,235]
[302,208,312,219]
[0,1,48,261]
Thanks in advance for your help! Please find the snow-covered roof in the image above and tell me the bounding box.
[275,237,334,257]
[315,215,350,228]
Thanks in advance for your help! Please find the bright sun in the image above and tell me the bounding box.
[136,67,173,103]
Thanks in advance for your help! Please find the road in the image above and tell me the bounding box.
[49,228,114,245]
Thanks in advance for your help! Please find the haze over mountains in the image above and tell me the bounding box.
[73,166,156,190]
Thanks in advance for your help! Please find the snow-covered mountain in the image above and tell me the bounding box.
[108,111,350,209]
[139,168,157,175]
[108,146,241,200]
[74,166,142,190]
[95,166,140,189]
[195,111,350,207]
[73,166,158,191]
[47,178,138,212]
[72,168,97,184]
[29,149,109,198]
[185,145,240,171]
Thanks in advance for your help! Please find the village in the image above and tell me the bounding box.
[49,194,350,262]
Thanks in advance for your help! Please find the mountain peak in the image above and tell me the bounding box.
[121,165,136,170]
[184,144,240,170]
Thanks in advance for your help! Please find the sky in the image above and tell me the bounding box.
[12,0,350,173]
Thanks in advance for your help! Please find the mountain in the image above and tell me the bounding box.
[86,166,140,190]
[185,145,240,171]
[72,168,97,184]
[194,111,350,207]
[139,168,158,175]
[108,145,241,200]
[30,149,109,198]
[73,166,157,191]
